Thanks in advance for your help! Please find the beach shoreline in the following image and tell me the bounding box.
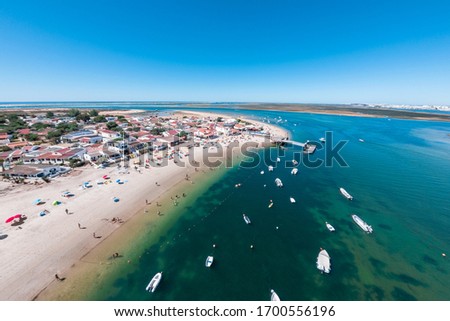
[0,110,289,301]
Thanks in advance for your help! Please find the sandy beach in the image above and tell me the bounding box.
[0,111,288,300]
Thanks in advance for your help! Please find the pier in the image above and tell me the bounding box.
[270,136,317,154]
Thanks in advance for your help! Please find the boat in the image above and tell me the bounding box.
[270,289,281,301]
[291,168,298,175]
[146,272,163,292]
[292,159,298,166]
[260,170,264,175]
[268,165,274,172]
[243,214,251,224]
[268,202,274,208]
[290,197,296,203]
[339,187,353,200]
[358,138,365,143]
[352,214,373,233]
[205,256,214,267]
[276,157,281,162]
[275,178,283,187]
[319,137,325,143]
[316,249,331,273]
[325,222,335,232]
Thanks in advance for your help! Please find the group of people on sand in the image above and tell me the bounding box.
[111,217,123,223]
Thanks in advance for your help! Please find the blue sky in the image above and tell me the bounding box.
[1,0,450,104]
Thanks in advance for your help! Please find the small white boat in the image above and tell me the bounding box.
[270,289,281,301]
[352,214,373,233]
[292,159,298,165]
[358,138,365,143]
[339,187,353,200]
[205,256,214,267]
[275,178,283,187]
[291,168,298,175]
[243,214,251,224]
[276,157,281,162]
[290,197,296,203]
[316,249,331,273]
[325,222,335,232]
[268,165,274,172]
[146,272,163,292]
[319,137,325,143]
[260,170,264,175]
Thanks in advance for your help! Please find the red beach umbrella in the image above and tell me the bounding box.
[5,214,22,223]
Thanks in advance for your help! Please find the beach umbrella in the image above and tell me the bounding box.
[113,197,119,202]
[116,179,121,183]
[52,200,61,206]
[34,198,42,205]
[103,175,109,179]
[5,214,22,223]
[39,211,47,217]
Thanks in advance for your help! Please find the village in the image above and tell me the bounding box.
[0,109,271,181]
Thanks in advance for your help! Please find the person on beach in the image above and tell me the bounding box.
[65,209,69,214]
[78,223,81,229]
[55,274,65,281]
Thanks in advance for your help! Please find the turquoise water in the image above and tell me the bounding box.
[90,109,449,300]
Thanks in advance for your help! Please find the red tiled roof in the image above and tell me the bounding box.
[18,129,31,135]
[7,141,29,149]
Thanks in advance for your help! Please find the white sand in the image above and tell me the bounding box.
[0,112,288,300]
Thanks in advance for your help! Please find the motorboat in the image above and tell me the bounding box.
[276,157,281,162]
[290,197,296,203]
[352,214,373,233]
[268,165,274,172]
[205,256,214,268]
[270,289,281,301]
[325,222,335,232]
[260,170,264,174]
[339,187,353,200]
[358,138,365,143]
[316,249,331,273]
[275,178,283,187]
[292,159,298,165]
[319,137,325,143]
[146,272,163,292]
[243,214,251,224]
[291,168,298,175]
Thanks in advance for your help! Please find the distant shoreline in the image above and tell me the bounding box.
[1,103,449,122]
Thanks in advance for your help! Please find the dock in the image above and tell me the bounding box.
[270,136,317,154]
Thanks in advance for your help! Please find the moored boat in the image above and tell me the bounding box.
[290,197,296,203]
[292,159,298,165]
[325,222,335,232]
[339,187,353,200]
[352,214,373,233]
[268,165,274,172]
[205,256,214,267]
[319,137,325,143]
[146,272,163,292]
[291,168,298,175]
[275,178,283,187]
[276,157,281,162]
[270,289,281,301]
[316,249,331,273]
[243,214,251,224]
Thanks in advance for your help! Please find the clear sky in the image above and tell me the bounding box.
[1,0,450,105]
